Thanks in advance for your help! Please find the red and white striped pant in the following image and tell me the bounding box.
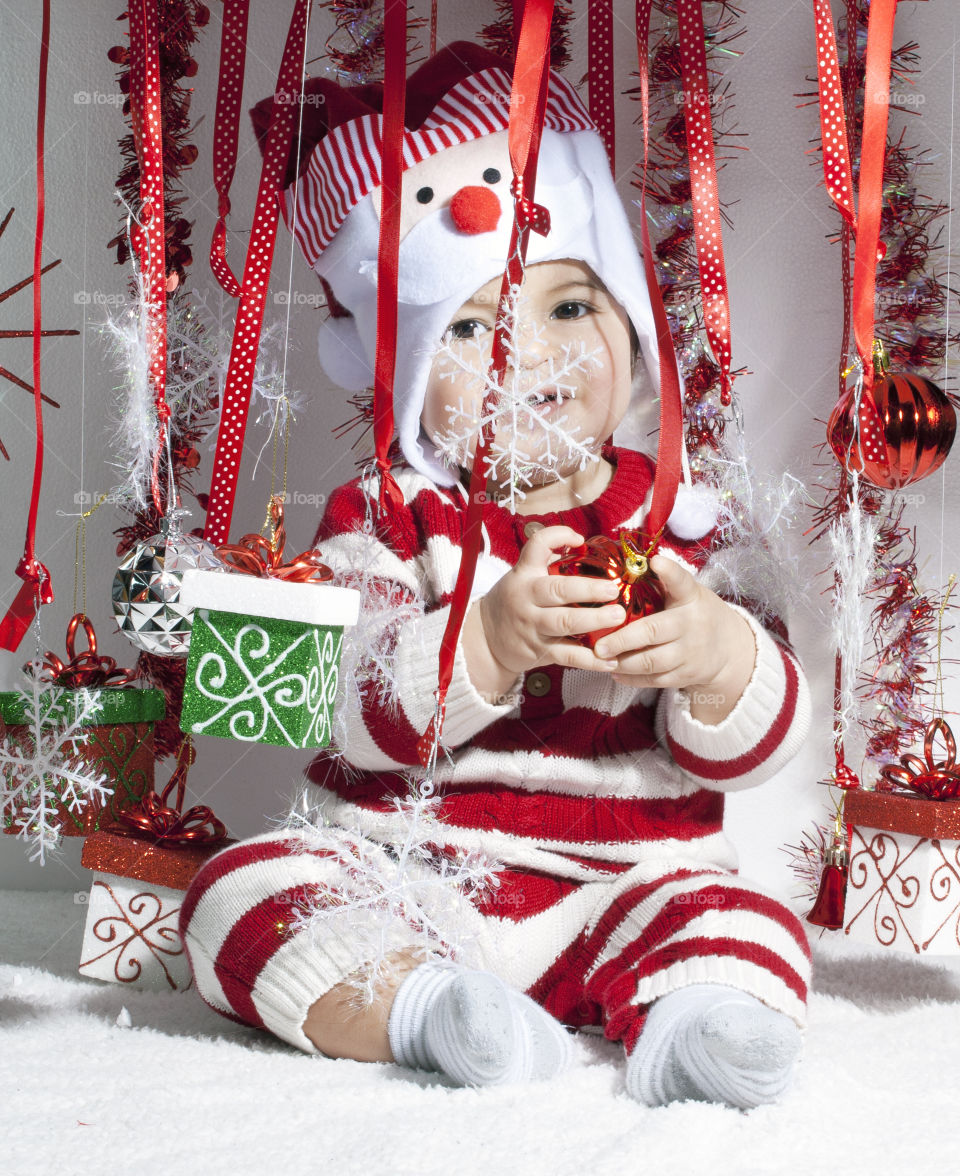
[179,829,810,1056]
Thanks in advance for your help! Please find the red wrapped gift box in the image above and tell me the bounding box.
[843,789,960,955]
[78,829,234,991]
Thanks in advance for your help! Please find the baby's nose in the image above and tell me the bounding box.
[448,185,502,235]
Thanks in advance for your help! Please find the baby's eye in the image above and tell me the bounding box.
[552,300,595,321]
[445,318,488,342]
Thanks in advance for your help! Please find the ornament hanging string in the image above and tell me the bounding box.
[203,0,311,548]
[0,0,55,653]
[127,0,171,515]
[209,0,249,298]
[416,0,557,767]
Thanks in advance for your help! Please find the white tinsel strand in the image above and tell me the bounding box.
[828,474,881,743]
[275,785,501,1008]
[697,429,812,624]
[0,669,111,865]
[101,253,156,512]
[429,283,604,512]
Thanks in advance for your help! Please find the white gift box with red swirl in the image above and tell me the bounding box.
[843,789,960,955]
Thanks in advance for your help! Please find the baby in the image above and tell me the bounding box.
[180,43,812,1109]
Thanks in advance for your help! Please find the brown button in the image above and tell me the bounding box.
[525,671,551,697]
[523,521,545,539]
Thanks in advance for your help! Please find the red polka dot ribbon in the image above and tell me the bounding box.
[813,0,898,470]
[127,0,170,514]
[370,0,409,516]
[1,0,54,653]
[203,0,311,547]
[675,0,734,407]
[209,0,249,298]
[588,0,615,173]
[633,0,684,542]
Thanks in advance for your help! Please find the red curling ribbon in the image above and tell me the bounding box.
[675,0,735,406]
[127,0,170,515]
[419,0,556,767]
[812,0,897,467]
[208,0,249,298]
[203,0,311,548]
[588,0,615,174]
[371,0,408,515]
[115,737,227,846]
[215,496,333,583]
[2,0,54,651]
[880,717,960,801]
[33,613,134,689]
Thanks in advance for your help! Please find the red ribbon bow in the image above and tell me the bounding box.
[510,175,551,236]
[215,495,333,584]
[880,717,960,801]
[31,613,134,688]
[115,738,227,847]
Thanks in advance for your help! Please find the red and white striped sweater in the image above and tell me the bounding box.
[305,446,810,882]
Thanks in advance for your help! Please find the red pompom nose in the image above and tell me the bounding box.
[448,185,502,235]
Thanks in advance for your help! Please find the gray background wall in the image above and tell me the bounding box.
[1,0,957,910]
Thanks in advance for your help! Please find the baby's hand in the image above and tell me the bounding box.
[591,554,756,721]
[479,526,627,676]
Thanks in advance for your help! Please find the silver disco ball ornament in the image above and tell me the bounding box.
[112,510,223,656]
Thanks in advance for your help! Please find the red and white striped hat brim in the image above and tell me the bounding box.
[280,66,594,269]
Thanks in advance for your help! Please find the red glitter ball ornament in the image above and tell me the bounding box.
[548,532,665,650]
[827,372,956,489]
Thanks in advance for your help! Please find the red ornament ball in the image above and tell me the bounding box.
[547,532,665,650]
[827,372,956,489]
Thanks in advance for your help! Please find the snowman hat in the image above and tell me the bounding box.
[252,42,665,489]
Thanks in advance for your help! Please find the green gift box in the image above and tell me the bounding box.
[178,569,360,749]
[1,685,165,836]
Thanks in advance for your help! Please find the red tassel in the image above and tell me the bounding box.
[806,841,849,930]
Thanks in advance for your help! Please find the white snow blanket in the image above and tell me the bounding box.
[1,889,958,1176]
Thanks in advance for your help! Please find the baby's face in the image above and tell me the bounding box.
[421,259,634,486]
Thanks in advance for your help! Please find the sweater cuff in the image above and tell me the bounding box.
[394,606,519,749]
[656,606,811,791]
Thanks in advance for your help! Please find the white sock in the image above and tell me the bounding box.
[625,984,802,1109]
[387,961,571,1086]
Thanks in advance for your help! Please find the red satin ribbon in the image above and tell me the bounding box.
[371,0,408,514]
[34,613,134,688]
[209,0,249,298]
[1,0,54,652]
[417,0,556,766]
[127,0,170,514]
[813,0,897,451]
[115,738,227,846]
[675,0,734,406]
[634,0,684,541]
[203,0,311,548]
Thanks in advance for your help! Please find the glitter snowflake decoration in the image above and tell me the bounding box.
[429,282,604,512]
[279,785,500,1007]
[0,668,111,864]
